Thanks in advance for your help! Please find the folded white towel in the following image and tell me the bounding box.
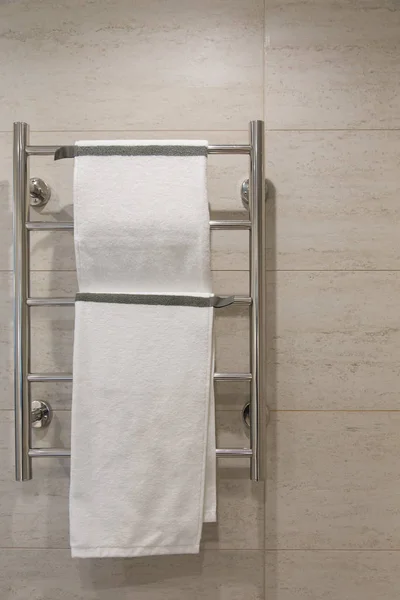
[70,141,216,558]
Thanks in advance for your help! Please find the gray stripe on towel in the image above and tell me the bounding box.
[76,293,215,307]
[54,145,207,160]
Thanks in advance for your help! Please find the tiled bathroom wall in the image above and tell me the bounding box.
[0,0,265,598]
[1,0,399,598]
[265,0,400,598]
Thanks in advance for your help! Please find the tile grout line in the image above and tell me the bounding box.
[0,547,264,552]
[3,409,400,413]
[1,129,250,135]
[265,128,400,132]
[0,547,398,552]
[3,129,400,133]
[4,269,400,273]
[268,409,400,413]
[1,408,251,412]
[264,549,400,552]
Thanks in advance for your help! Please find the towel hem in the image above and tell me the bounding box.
[71,545,200,558]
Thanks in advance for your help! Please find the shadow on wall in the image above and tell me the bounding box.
[265,178,278,600]
[1,179,12,395]
[1,179,12,270]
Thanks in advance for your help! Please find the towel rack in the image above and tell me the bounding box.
[13,120,266,482]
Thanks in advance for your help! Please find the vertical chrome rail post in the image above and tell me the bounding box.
[13,122,32,481]
[249,120,266,481]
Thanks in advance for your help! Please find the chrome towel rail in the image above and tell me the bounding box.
[28,447,253,459]
[27,372,253,383]
[13,120,266,482]
[26,220,252,231]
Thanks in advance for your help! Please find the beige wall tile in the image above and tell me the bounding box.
[266,412,400,549]
[213,272,250,411]
[268,271,400,410]
[12,272,76,410]
[213,271,249,297]
[265,0,400,128]
[30,306,74,374]
[2,410,261,550]
[0,0,263,131]
[206,411,263,550]
[29,270,78,297]
[267,131,400,270]
[0,411,70,549]
[265,550,400,600]
[215,304,249,373]
[1,132,251,271]
[0,549,263,599]
[0,274,12,409]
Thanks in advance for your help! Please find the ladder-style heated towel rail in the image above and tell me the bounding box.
[13,120,266,482]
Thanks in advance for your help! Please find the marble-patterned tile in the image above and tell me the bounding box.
[28,271,75,385]
[212,230,249,272]
[0,548,263,600]
[0,411,71,549]
[203,411,264,550]
[6,271,76,410]
[214,271,251,413]
[267,271,400,410]
[265,0,400,128]
[2,409,261,550]
[267,131,400,270]
[29,270,78,297]
[266,0,400,45]
[0,0,263,131]
[213,271,250,411]
[30,309,74,374]
[215,303,249,374]
[0,131,250,271]
[265,550,400,600]
[266,412,400,549]
[0,273,13,409]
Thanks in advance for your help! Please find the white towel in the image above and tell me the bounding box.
[70,140,216,558]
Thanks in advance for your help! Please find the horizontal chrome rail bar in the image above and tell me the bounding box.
[26,222,73,231]
[26,146,59,156]
[208,145,251,155]
[26,295,251,307]
[28,373,72,382]
[213,372,252,382]
[216,448,252,457]
[27,297,75,306]
[209,220,251,230]
[28,447,252,458]
[29,448,71,457]
[230,295,252,306]
[26,144,251,157]
[28,371,252,383]
[26,220,251,231]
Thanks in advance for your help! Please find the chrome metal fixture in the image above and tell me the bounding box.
[13,120,267,482]
[31,400,52,428]
[29,177,51,208]
[241,178,268,209]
